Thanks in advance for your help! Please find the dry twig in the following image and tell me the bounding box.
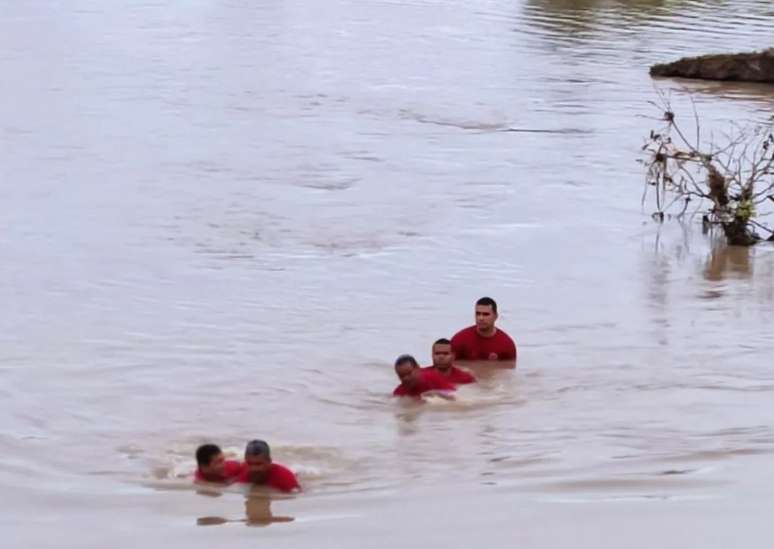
[641,96,774,245]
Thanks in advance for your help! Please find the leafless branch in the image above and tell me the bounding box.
[641,96,774,245]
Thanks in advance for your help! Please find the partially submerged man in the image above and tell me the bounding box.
[393,354,455,398]
[236,439,301,493]
[451,297,517,362]
[194,443,244,484]
[423,338,476,384]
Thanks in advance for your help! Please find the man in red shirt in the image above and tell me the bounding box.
[451,297,517,363]
[393,354,456,398]
[236,440,301,493]
[194,443,244,484]
[423,338,476,384]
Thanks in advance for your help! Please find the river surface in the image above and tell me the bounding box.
[2,1,774,547]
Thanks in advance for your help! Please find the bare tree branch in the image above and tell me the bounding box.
[641,96,774,245]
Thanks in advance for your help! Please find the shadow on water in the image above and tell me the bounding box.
[197,494,295,527]
[522,0,774,50]
[647,220,774,304]
[524,0,772,23]
[699,240,774,302]
[703,244,753,282]
[522,0,684,35]
[661,79,774,111]
[526,0,675,15]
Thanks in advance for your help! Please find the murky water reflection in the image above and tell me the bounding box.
[2,1,773,547]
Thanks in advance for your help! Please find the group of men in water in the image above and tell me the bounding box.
[194,297,517,491]
[194,439,300,492]
[393,296,517,397]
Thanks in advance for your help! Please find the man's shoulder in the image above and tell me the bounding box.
[451,325,477,340]
[419,366,439,380]
[269,463,300,490]
[451,366,476,382]
[421,369,456,391]
[224,460,245,476]
[495,328,515,343]
[270,463,295,476]
[420,368,444,381]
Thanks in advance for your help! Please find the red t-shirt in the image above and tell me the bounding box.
[393,369,456,397]
[451,326,517,361]
[236,463,300,493]
[194,459,245,483]
[422,365,476,385]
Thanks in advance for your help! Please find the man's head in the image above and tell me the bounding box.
[245,440,271,484]
[431,338,455,372]
[244,440,273,483]
[475,297,498,335]
[196,443,226,481]
[394,354,421,388]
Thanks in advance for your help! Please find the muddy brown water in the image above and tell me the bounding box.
[2,1,774,547]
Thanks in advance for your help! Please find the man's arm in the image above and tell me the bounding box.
[497,332,517,361]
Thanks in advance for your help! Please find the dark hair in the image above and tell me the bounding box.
[245,439,271,459]
[476,296,498,313]
[394,354,419,368]
[433,338,451,346]
[196,444,222,467]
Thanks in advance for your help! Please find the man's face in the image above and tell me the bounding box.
[475,304,497,333]
[396,363,420,387]
[200,452,226,479]
[432,343,454,371]
[245,454,272,482]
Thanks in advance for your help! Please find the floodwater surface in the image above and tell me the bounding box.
[2,1,774,548]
